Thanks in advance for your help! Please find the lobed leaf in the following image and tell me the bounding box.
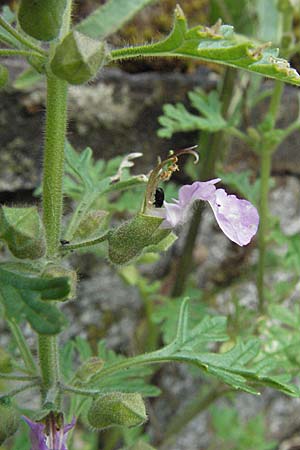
[111,6,300,86]
[158,88,228,138]
[0,265,69,334]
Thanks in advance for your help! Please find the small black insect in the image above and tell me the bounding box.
[60,239,70,245]
[154,187,165,208]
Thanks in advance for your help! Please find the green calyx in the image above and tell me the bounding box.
[0,206,46,260]
[87,392,147,430]
[0,398,20,444]
[18,0,67,41]
[50,31,107,85]
[108,213,170,265]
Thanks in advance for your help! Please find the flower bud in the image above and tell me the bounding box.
[0,398,20,444]
[50,31,106,85]
[18,0,67,41]
[75,357,104,383]
[87,392,147,430]
[0,206,46,259]
[0,64,9,89]
[108,214,164,265]
[42,265,77,301]
[0,347,13,373]
[73,210,108,240]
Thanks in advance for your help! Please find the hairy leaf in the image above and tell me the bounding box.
[111,6,300,86]
[0,265,69,334]
[97,299,298,396]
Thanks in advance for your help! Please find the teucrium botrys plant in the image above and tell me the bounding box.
[0,0,300,447]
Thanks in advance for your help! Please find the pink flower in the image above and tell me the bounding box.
[155,179,259,246]
[22,415,75,450]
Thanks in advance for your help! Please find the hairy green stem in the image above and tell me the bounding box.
[257,81,283,312]
[38,0,73,405]
[39,73,69,403]
[0,16,47,56]
[0,381,39,399]
[172,68,236,296]
[7,319,37,375]
[61,384,106,397]
[0,373,39,381]
[42,75,68,257]
[0,48,44,58]
[38,336,59,401]
[256,3,292,310]
[60,231,109,252]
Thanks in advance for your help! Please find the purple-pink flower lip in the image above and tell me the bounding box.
[22,415,76,450]
[151,179,259,246]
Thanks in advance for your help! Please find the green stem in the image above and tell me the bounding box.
[7,319,37,375]
[0,381,39,399]
[0,16,47,56]
[38,336,60,401]
[42,74,68,257]
[0,373,39,381]
[61,384,106,397]
[0,48,44,58]
[171,67,236,297]
[256,3,292,310]
[60,231,109,252]
[257,81,283,313]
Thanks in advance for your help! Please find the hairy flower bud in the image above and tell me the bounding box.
[51,31,106,85]
[18,0,67,41]
[0,398,20,444]
[0,206,46,259]
[108,214,165,265]
[87,392,147,430]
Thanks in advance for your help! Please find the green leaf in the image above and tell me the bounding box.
[0,206,46,259]
[102,300,299,396]
[0,266,69,335]
[64,142,145,200]
[13,67,43,90]
[111,6,300,86]
[76,0,157,39]
[158,88,228,138]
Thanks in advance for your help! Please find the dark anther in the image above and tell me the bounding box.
[60,239,70,245]
[154,187,165,208]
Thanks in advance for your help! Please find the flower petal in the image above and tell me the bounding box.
[22,416,48,450]
[178,179,220,204]
[208,189,259,246]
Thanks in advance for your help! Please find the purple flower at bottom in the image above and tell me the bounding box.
[154,179,259,246]
[22,415,75,450]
